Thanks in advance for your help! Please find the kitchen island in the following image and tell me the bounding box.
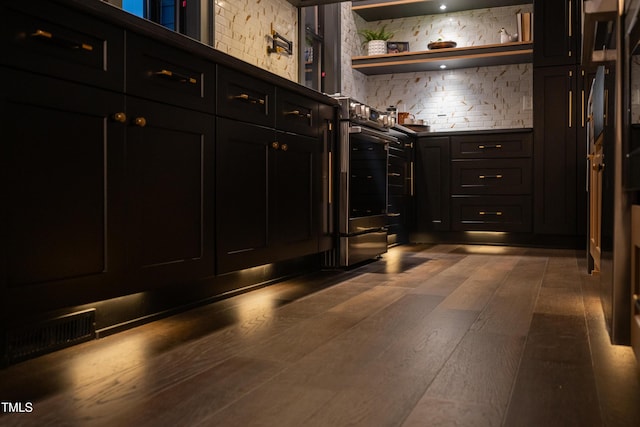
[0,0,338,365]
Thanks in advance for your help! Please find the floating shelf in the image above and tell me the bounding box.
[352,0,532,21]
[352,42,533,75]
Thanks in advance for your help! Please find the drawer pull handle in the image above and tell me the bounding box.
[284,110,312,119]
[133,117,147,127]
[479,211,503,216]
[387,213,401,217]
[112,112,127,123]
[478,144,503,149]
[233,93,266,105]
[479,174,503,179]
[31,29,94,51]
[155,69,197,84]
[388,173,401,177]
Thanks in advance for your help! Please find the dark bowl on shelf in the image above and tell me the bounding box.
[428,41,457,49]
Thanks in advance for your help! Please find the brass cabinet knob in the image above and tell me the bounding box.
[272,141,280,150]
[281,143,288,152]
[133,117,147,127]
[112,112,127,123]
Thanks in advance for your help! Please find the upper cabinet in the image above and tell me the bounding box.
[352,0,531,21]
[533,0,580,66]
[351,0,533,74]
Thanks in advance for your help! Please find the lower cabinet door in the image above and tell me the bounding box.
[271,131,320,259]
[216,118,271,274]
[124,97,215,285]
[1,68,126,314]
[415,137,450,231]
[215,119,321,274]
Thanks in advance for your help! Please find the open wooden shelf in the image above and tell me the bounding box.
[352,0,531,21]
[352,41,533,75]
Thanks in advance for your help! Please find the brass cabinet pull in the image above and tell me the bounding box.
[328,151,333,204]
[604,88,609,126]
[581,89,585,128]
[232,93,265,105]
[478,144,502,149]
[284,110,312,119]
[281,143,288,152]
[133,117,147,127]
[479,211,503,216]
[479,174,503,179]
[271,141,280,150]
[388,172,401,177]
[154,69,197,84]
[31,29,94,51]
[410,161,415,196]
[112,112,127,123]
[569,90,573,128]
[568,0,573,38]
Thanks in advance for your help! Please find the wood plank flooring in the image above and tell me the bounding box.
[1,244,639,426]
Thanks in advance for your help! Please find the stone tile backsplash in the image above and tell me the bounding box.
[342,3,534,131]
[214,0,297,81]
[366,64,533,131]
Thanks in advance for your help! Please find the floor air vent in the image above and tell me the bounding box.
[4,309,96,365]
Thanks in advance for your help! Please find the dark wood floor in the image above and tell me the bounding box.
[1,244,639,426]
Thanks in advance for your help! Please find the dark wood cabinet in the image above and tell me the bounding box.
[0,1,125,92]
[1,0,337,357]
[451,195,532,232]
[450,132,533,232]
[216,66,276,128]
[533,65,580,235]
[126,32,215,114]
[414,131,533,235]
[276,88,320,138]
[0,68,126,312]
[451,159,532,195]
[415,137,451,231]
[534,0,580,66]
[123,97,215,285]
[216,118,321,274]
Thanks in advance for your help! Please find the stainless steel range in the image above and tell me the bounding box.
[332,97,398,266]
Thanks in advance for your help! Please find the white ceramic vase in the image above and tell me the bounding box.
[367,40,387,55]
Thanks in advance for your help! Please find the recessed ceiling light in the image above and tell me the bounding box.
[440,4,447,10]
[440,64,447,69]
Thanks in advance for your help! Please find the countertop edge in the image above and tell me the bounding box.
[393,126,533,137]
[46,0,339,107]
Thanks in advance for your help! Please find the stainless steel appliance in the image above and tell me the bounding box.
[332,97,397,266]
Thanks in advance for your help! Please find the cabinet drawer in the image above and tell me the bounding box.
[217,65,275,128]
[276,88,318,137]
[451,132,532,159]
[0,2,124,92]
[126,32,214,113]
[451,196,532,232]
[452,159,532,195]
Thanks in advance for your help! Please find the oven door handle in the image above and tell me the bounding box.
[349,125,398,144]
